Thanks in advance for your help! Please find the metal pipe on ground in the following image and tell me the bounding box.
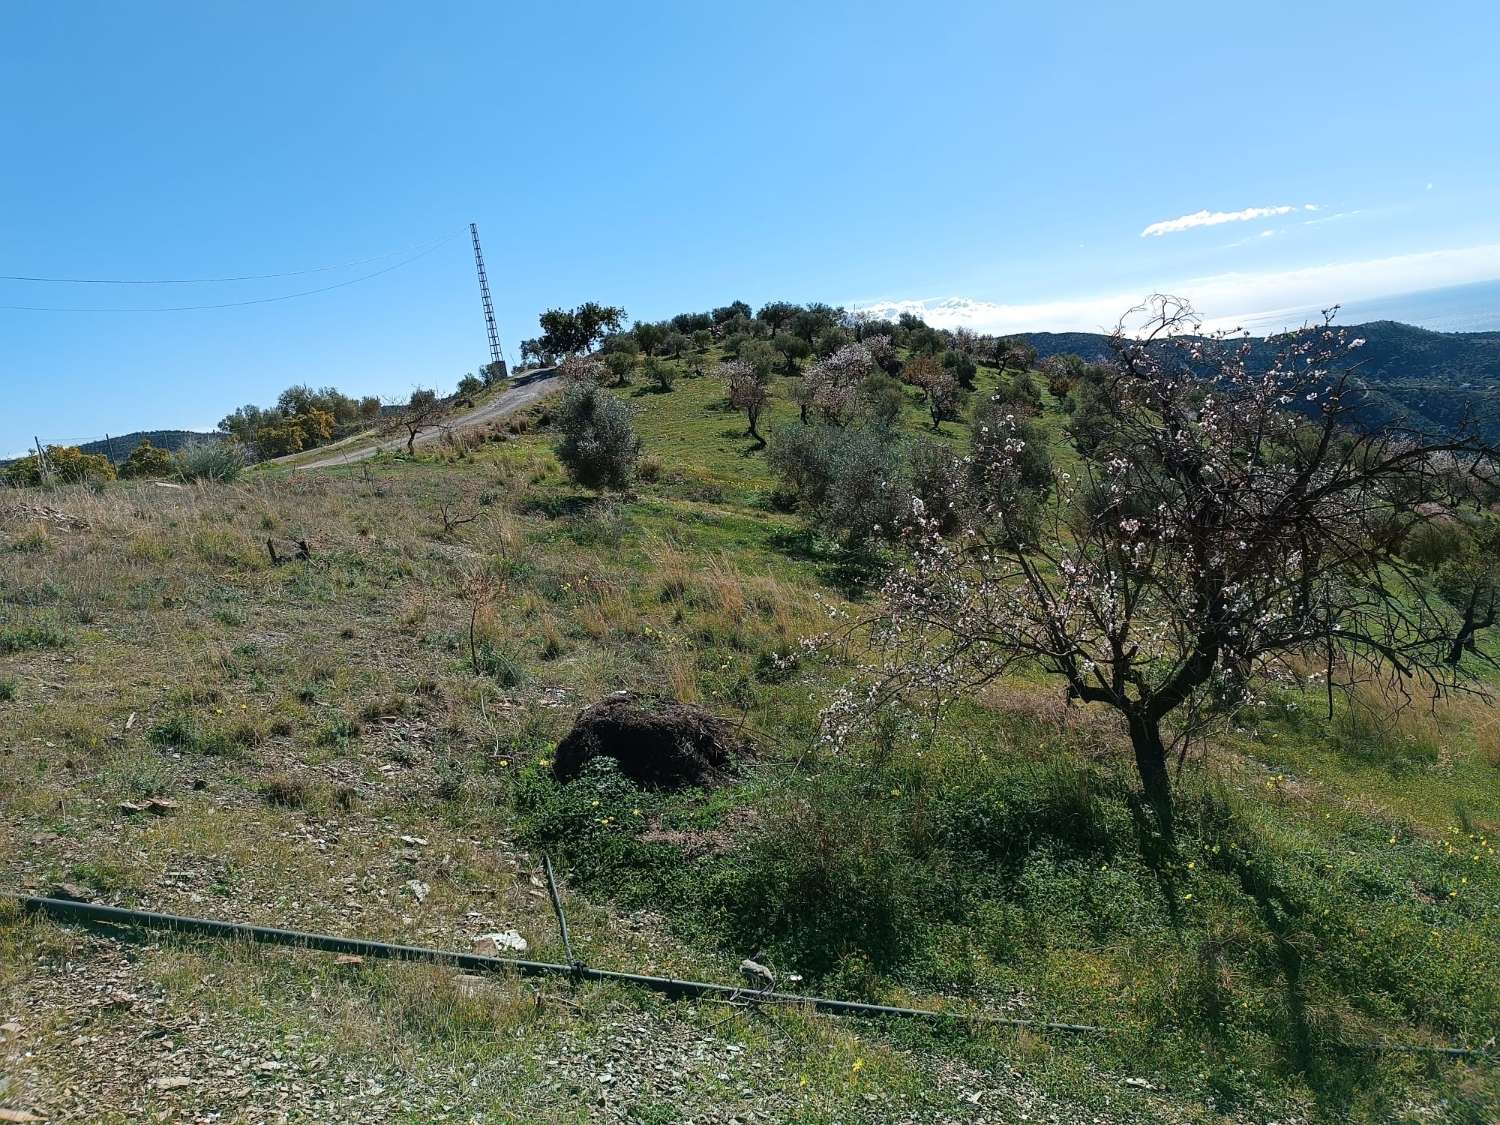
[7,894,1488,1059]
[9,894,1103,1033]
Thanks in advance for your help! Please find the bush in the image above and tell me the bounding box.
[118,439,176,480]
[644,357,675,391]
[768,424,906,548]
[0,623,69,654]
[554,382,642,491]
[969,398,1052,511]
[941,348,978,390]
[987,370,1043,416]
[856,372,905,427]
[3,445,115,487]
[908,440,965,535]
[456,373,484,398]
[1403,519,1465,569]
[176,441,244,482]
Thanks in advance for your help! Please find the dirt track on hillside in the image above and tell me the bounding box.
[289,369,559,470]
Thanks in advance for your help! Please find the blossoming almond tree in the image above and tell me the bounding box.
[827,296,1497,827]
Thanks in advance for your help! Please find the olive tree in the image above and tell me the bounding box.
[555,382,641,491]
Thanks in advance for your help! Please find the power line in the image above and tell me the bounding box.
[0,232,463,313]
[0,230,462,285]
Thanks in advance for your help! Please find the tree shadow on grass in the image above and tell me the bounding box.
[519,493,603,520]
[766,527,883,599]
[1174,796,1388,1117]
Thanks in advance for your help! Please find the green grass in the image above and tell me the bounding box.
[2,355,1497,1121]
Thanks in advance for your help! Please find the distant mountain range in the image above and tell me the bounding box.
[1024,320,1500,441]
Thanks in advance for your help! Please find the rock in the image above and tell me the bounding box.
[552,692,750,789]
[453,973,490,998]
[404,880,430,903]
[119,802,146,816]
[49,882,91,902]
[471,931,527,955]
[0,1110,44,1123]
[150,1075,193,1090]
[333,954,365,967]
[144,797,179,816]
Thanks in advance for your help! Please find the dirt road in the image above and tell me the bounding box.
[288,369,559,470]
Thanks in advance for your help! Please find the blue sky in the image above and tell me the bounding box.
[4,0,1499,453]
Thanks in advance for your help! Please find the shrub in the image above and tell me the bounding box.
[1403,519,1464,569]
[856,372,905,427]
[118,439,176,480]
[456,373,484,398]
[644,357,675,391]
[987,370,1044,416]
[176,441,244,482]
[969,398,1053,515]
[908,440,965,535]
[554,382,642,491]
[474,642,525,687]
[147,711,259,758]
[0,679,16,702]
[941,348,977,390]
[768,424,905,548]
[0,623,69,654]
[637,453,665,483]
[3,445,115,487]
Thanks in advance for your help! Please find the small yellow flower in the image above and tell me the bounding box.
[591,800,600,807]
[1182,893,1193,902]
[851,1058,864,1074]
[799,1074,809,1088]
[632,808,642,817]
[1388,836,1397,845]
[1186,862,1195,870]
[889,788,901,798]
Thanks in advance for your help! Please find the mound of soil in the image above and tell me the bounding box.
[552,692,750,789]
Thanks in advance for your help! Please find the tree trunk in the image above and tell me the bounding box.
[1126,710,1174,837]
[747,415,765,449]
[1448,606,1478,665]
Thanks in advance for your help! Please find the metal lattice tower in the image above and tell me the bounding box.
[469,222,506,378]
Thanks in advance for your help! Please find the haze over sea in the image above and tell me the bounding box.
[1235,278,1500,335]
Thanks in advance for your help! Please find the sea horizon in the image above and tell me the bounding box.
[1228,277,1500,336]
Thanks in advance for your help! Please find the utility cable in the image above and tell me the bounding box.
[0,232,463,313]
[0,229,461,285]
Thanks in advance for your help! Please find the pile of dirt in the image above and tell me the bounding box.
[552,692,750,789]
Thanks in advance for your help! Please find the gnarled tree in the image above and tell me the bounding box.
[827,296,1497,827]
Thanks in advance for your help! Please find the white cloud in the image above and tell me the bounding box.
[1141,204,1317,237]
[850,243,1500,335]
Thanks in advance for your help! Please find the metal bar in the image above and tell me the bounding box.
[541,855,577,968]
[10,895,1487,1058]
[10,895,1104,1033]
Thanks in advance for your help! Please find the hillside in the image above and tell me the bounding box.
[2,339,1498,1122]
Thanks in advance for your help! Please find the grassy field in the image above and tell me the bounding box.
[2,353,1498,1122]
